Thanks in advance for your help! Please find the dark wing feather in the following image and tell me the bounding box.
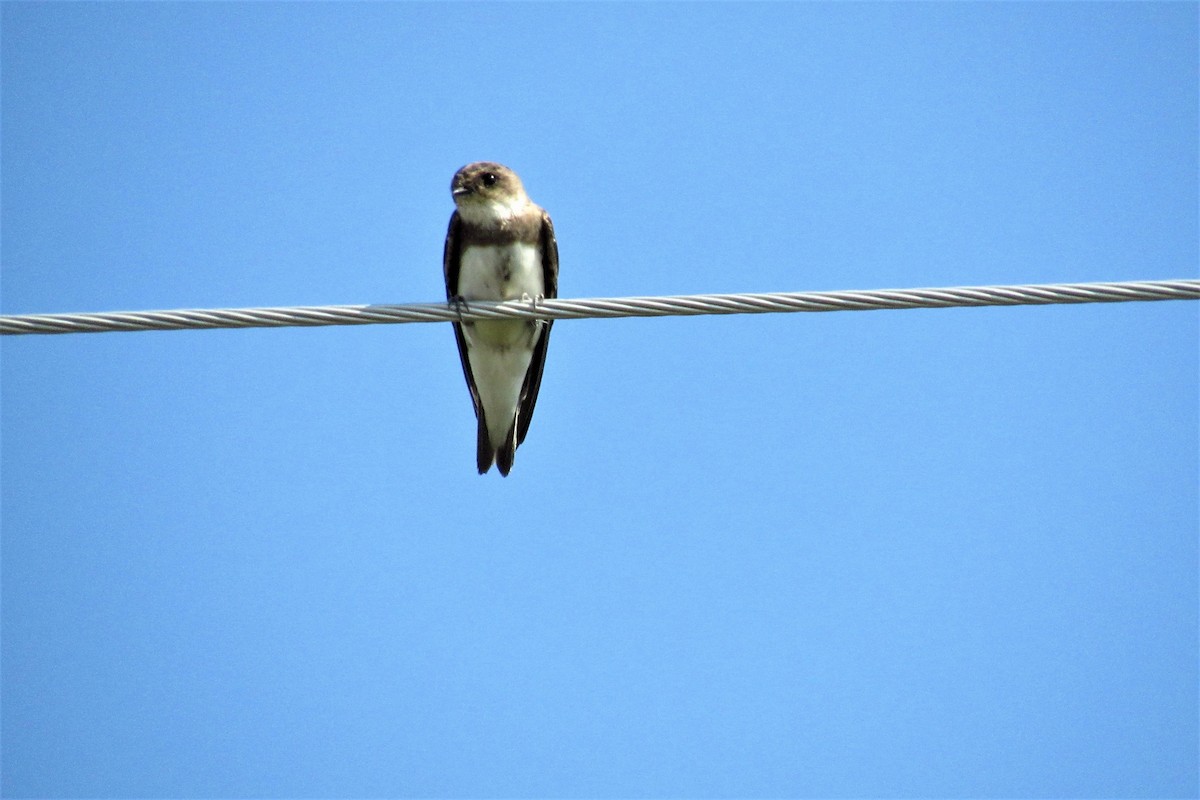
[443,210,462,298]
[444,211,493,472]
[515,210,559,445]
[539,209,559,299]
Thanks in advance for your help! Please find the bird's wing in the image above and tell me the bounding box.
[443,211,485,426]
[515,209,558,445]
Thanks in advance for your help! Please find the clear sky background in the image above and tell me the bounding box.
[2,3,1197,798]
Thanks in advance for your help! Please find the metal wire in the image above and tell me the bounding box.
[1,279,1197,336]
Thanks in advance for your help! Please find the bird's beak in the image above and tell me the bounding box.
[452,186,470,198]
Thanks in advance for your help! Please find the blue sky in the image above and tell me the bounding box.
[2,3,1197,797]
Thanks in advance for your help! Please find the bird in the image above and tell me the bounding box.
[443,162,558,476]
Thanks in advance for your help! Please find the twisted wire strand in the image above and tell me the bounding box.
[1,279,1197,336]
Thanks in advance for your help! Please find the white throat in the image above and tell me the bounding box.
[456,195,531,225]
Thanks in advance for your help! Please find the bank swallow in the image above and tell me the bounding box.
[444,162,558,476]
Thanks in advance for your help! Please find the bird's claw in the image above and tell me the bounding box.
[520,292,546,307]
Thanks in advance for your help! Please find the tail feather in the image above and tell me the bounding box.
[475,413,494,474]
[495,419,518,477]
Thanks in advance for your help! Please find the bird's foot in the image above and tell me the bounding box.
[520,292,546,307]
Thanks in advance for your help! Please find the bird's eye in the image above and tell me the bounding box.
[481,172,498,187]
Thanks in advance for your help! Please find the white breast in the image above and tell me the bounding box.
[457,243,544,302]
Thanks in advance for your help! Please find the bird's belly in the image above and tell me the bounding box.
[465,331,538,446]
[468,319,535,348]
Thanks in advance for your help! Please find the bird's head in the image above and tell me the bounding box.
[450,162,531,222]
